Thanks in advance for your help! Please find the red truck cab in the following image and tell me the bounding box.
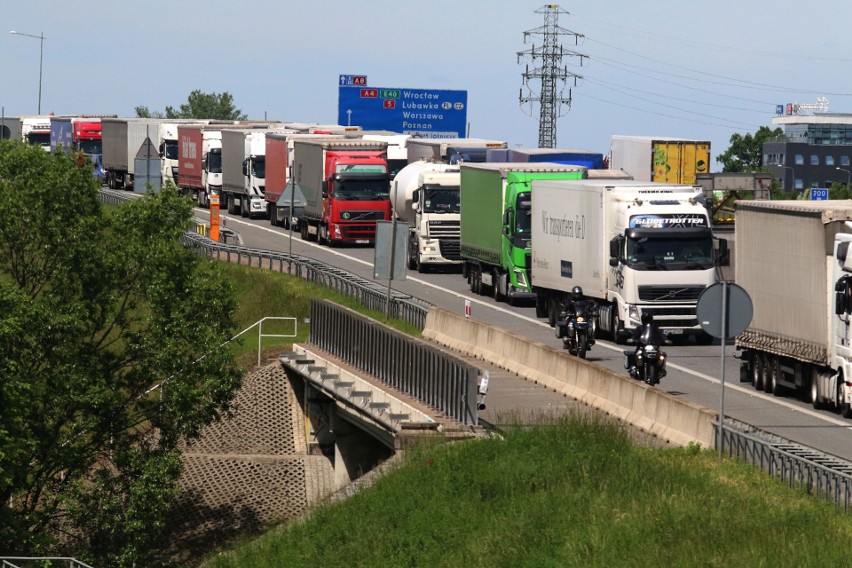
[321,149,391,243]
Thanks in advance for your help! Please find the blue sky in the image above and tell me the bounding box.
[4,1,851,168]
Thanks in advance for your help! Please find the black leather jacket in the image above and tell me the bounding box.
[631,323,665,346]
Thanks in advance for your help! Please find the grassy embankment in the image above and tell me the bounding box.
[199,412,852,567]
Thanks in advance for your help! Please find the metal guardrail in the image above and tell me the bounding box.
[309,299,482,426]
[97,189,430,329]
[717,418,852,510]
[179,232,431,330]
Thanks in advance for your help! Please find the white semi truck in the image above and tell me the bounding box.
[102,118,166,189]
[392,161,461,272]
[735,200,852,414]
[530,179,728,343]
[221,128,293,218]
[21,115,51,151]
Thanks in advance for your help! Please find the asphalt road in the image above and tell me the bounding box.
[207,209,852,461]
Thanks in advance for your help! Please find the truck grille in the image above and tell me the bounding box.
[439,239,461,260]
[427,220,460,238]
[343,210,386,221]
[638,285,705,302]
[644,307,698,328]
[340,224,377,240]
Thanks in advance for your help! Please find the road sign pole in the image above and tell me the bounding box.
[718,281,728,460]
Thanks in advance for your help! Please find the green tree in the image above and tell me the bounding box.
[716,126,783,172]
[136,90,247,121]
[134,105,164,119]
[0,140,242,566]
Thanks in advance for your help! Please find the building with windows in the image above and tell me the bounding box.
[763,114,852,191]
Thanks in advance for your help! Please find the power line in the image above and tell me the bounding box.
[574,91,761,131]
[571,11,852,64]
[588,37,852,97]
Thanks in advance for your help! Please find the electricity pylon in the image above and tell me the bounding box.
[518,4,587,148]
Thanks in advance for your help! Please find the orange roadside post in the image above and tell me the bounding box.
[209,195,220,242]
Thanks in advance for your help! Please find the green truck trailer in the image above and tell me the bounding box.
[459,163,587,305]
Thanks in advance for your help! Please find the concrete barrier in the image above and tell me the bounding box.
[423,308,716,447]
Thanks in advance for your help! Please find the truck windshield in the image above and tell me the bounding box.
[335,179,390,201]
[163,140,178,160]
[387,159,407,179]
[207,150,222,174]
[78,139,102,155]
[626,234,714,270]
[422,186,460,213]
[27,133,50,148]
[253,157,266,179]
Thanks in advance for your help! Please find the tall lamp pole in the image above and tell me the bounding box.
[836,167,851,190]
[777,165,795,192]
[10,30,45,114]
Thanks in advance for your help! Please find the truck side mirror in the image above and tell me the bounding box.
[609,236,621,260]
[321,180,328,198]
[158,142,165,158]
[502,209,513,235]
[837,278,851,315]
[242,159,249,176]
[716,238,730,266]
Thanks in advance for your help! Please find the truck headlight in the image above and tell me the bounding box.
[514,269,528,288]
[629,305,640,323]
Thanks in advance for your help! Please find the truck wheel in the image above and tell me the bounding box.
[240,201,249,218]
[810,373,824,409]
[492,271,503,302]
[762,357,774,394]
[227,196,236,214]
[839,374,852,418]
[612,312,626,345]
[300,222,309,240]
[471,267,482,295]
[547,294,559,327]
[416,253,426,273]
[770,358,783,396]
[752,354,764,391]
[535,293,547,318]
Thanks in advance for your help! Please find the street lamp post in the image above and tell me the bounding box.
[776,165,795,192]
[10,30,45,114]
[836,167,851,190]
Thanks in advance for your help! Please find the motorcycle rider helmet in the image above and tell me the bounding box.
[641,312,654,326]
[572,286,583,301]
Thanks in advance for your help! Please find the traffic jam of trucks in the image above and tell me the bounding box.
[27,112,852,415]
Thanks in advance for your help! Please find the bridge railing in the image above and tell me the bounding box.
[309,299,482,426]
[717,419,852,510]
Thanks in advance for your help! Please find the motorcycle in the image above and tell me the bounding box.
[556,302,595,359]
[624,338,668,386]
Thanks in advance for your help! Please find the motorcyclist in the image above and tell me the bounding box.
[627,312,667,378]
[631,312,666,346]
[563,286,595,346]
